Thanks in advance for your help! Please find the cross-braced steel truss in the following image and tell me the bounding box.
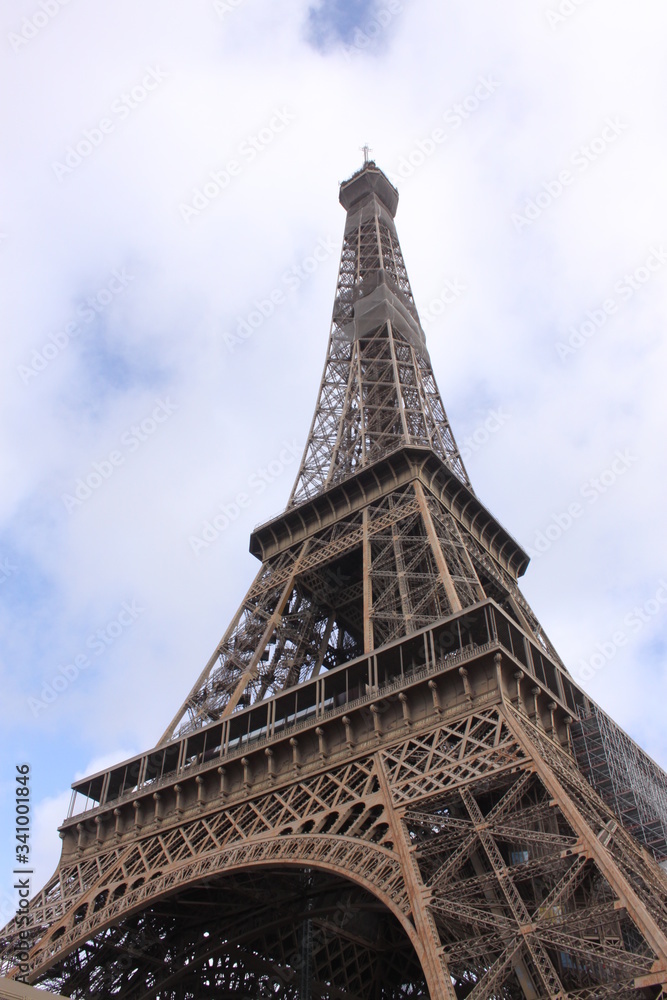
[3,161,667,999]
[4,692,667,997]
[161,469,556,741]
[289,163,469,507]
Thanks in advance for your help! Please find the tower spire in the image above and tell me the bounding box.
[289,161,470,507]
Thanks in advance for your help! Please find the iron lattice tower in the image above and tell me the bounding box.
[2,162,667,999]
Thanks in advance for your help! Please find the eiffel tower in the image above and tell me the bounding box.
[3,160,667,999]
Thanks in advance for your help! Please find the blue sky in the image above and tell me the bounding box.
[1,0,667,920]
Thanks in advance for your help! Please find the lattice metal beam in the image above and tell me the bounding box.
[4,161,667,1000]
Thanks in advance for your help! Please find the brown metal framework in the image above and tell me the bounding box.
[2,162,666,998]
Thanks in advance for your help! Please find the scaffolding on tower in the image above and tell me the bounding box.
[571,700,667,864]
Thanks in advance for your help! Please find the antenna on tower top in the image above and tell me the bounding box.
[360,143,373,166]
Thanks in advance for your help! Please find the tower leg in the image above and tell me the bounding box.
[505,704,667,987]
[375,752,458,1000]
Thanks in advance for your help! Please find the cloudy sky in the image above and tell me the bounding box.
[1,0,666,919]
